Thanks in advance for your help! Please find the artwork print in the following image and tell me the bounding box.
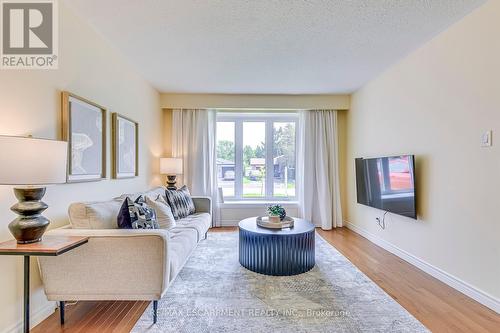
[62,92,106,182]
[112,113,138,178]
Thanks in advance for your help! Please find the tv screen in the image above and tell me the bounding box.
[355,155,416,219]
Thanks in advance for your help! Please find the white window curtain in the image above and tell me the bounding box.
[172,109,220,227]
[297,110,342,230]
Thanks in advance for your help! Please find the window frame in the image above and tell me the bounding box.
[216,112,298,201]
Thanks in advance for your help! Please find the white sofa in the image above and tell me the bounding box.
[38,187,211,324]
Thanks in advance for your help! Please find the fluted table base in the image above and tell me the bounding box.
[239,219,315,276]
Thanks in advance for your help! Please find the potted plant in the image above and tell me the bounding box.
[267,204,286,223]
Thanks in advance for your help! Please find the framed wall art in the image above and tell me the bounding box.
[62,91,106,182]
[112,113,139,179]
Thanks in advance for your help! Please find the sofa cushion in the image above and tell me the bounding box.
[145,195,176,230]
[69,200,123,229]
[165,186,195,220]
[168,228,198,281]
[175,213,211,242]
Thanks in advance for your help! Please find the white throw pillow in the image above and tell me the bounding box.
[145,195,176,230]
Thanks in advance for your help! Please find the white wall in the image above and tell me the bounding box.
[0,3,162,332]
[346,0,500,310]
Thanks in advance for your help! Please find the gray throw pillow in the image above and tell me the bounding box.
[165,185,195,220]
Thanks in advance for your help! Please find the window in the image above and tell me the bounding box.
[216,122,235,197]
[273,122,296,197]
[243,121,266,198]
[216,113,297,201]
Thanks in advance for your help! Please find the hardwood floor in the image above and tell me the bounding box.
[316,228,500,333]
[31,300,149,333]
[32,227,499,333]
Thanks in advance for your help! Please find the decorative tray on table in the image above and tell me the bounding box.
[256,216,294,229]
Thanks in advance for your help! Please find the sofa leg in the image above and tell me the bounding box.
[204,231,208,240]
[59,301,65,325]
[153,300,158,324]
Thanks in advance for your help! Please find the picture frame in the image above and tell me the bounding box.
[61,91,107,182]
[112,113,139,179]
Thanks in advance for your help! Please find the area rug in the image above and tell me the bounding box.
[132,231,428,333]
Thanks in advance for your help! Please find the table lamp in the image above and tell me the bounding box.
[0,136,68,243]
[160,157,183,190]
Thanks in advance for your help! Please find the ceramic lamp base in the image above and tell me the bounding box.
[8,187,50,244]
[166,174,177,190]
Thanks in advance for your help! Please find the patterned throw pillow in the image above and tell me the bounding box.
[164,185,195,220]
[145,195,176,229]
[117,196,159,229]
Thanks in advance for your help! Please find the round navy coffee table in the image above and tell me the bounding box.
[238,217,315,276]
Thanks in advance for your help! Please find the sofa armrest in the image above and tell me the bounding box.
[38,228,171,301]
[192,196,212,215]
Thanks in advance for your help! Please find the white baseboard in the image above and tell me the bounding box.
[3,301,56,333]
[220,220,239,227]
[345,221,500,314]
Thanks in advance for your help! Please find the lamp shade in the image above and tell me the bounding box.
[0,136,68,185]
[160,157,183,175]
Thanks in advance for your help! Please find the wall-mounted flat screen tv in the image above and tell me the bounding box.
[355,155,416,219]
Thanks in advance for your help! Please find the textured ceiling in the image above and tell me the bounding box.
[65,0,485,94]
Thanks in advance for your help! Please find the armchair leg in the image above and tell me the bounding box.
[153,300,158,324]
[204,231,208,240]
[59,301,65,325]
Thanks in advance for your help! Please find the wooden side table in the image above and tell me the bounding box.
[0,236,89,333]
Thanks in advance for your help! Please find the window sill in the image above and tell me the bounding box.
[220,201,299,209]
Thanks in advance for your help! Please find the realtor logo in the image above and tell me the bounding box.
[1,0,58,69]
